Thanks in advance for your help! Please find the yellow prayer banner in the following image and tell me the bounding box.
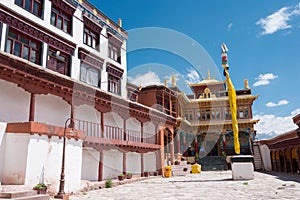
[224,69,240,154]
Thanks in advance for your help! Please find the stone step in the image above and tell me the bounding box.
[0,190,37,199]
[201,165,225,171]
[14,195,50,200]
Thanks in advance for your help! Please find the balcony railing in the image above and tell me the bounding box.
[75,119,157,145]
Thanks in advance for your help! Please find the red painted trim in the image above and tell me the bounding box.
[0,4,76,54]
[29,93,36,121]
[6,122,85,140]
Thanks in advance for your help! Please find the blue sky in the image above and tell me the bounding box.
[90,0,300,139]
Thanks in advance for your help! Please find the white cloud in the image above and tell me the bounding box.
[227,23,233,31]
[256,3,300,35]
[253,73,278,87]
[128,71,162,87]
[254,108,300,137]
[291,108,300,116]
[185,68,201,84]
[266,99,288,107]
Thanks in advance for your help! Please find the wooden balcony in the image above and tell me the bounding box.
[75,119,160,152]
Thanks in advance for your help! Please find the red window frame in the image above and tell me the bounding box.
[83,27,99,50]
[47,48,69,75]
[108,43,121,64]
[108,75,121,95]
[15,0,43,17]
[50,5,71,33]
[5,27,41,64]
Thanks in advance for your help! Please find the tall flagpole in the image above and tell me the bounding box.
[221,43,240,155]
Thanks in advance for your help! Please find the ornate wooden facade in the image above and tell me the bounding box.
[260,114,300,174]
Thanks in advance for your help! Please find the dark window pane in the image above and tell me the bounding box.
[22,46,29,60]
[8,31,17,39]
[15,0,23,6]
[30,50,36,63]
[63,20,68,32]
[51,12,56,25]
[33,1,40,16]
[30,41,37,49]
[83,33,87,44]
[57,16,62,29]
[25,0,31,11]
[14,42,21,56]
[5,40,12,54]
[20,36,29,44]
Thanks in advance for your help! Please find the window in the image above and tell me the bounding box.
[196,111,201,120]
[238,106,250,119]
[47,48,69,75]
[5,27,41,64]
[80,63,101,87]
[184,111,189,120]
[51,6,71,33]
[108,42,121,63]
[15,0,43,17]
[83,27,99,50]
[108,75,121,95]
[224,108,232,120]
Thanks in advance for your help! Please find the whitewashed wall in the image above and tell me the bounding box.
[143,122,155,141]
[81,148,100,181]
[24,135,82,192]
[126,118,141,132]
[76,105,100,123]
[35,94,70,127]
[260,144,272,171]
[103,112,123,128]
[103,149,122,179]
[0,134,29,184]
[127,152,141,174]
[144,152,157,172]
[0,122,7,182]
[0,80,30,123]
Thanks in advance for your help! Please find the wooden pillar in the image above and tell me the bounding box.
[283,150,288,173]
[170,130,175,165]
[101,112,104,138]
[141,122,144,143]
[195,135,199,155]
[177,132,180,154]
[98,150,103,181]
[141,153,144,177]
[155,125,158,144]
[70,105,75,128]
[183,134,187,157]
[123,119,127,141]
[123,152,127,175]
[159,129,165,176]
[278,150,282,172]
[29,93,36,121]
[290,149,294,174]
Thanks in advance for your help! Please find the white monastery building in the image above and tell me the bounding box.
[0,0,177,193]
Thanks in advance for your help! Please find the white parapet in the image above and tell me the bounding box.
[231,155,254,180]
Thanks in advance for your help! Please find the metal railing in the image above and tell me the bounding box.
[75,119,157,144]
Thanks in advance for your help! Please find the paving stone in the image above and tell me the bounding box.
[50,171,300,200]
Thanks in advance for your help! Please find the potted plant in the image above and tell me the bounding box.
[118,173,125,181]
[143,170,150,177]
[33,183,47,194]
[153,171,158,176]
[175,160,180,165]
[126,172,132,179]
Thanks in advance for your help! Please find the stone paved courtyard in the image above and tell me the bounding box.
[64,171,300,200]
